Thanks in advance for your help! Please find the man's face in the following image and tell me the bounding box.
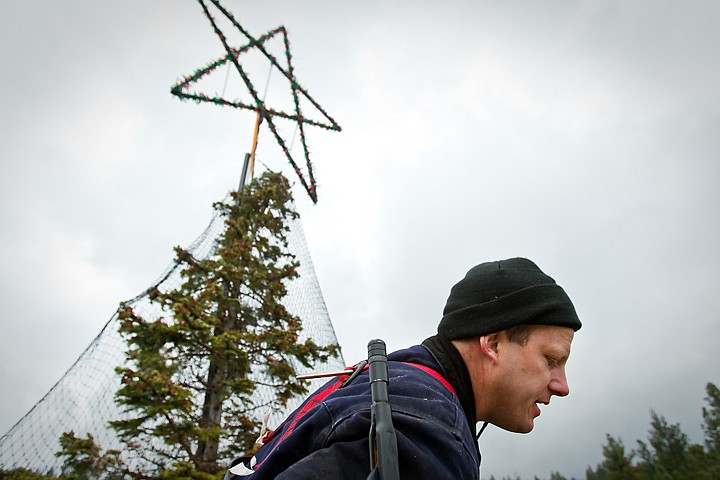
[487,325,574,433]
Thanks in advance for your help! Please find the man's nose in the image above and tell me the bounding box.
[549,369,570,397]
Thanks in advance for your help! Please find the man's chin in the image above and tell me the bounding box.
[515,422,534,434]
[495,420,535,434]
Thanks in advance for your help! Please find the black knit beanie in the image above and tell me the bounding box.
[438,257,581,340]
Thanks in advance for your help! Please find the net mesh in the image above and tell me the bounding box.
[0,196,345,474]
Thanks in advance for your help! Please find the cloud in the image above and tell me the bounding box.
[1,1,719,478]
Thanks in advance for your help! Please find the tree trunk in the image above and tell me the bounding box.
[196,359,226,472]
[195,280,241,472]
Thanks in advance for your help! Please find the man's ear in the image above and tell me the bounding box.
[480,332,501,363]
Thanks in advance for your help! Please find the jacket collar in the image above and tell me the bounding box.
[421,334,477,434]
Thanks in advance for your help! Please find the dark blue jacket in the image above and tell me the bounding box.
[226,342,480,479]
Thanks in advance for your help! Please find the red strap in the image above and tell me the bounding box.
[403,362,457,397]
[254,361,456,468]
[255,374,347,468]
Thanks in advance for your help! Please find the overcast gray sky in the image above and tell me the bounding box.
[1,1,719,478]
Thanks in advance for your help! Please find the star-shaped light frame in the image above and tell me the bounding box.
[171,0,341,203]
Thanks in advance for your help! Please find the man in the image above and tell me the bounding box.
[226,257,581,479]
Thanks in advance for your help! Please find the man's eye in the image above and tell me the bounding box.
[546,357,558,368]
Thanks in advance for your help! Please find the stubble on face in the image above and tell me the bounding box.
[484,325,574,434]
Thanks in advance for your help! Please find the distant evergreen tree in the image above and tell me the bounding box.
[586,382,720,480]
[701,382,720,478]
[547,473,570,480]
[584,465,607,480]
[585,434,641,480]
[636,411,692,479]
[109,171,338,477]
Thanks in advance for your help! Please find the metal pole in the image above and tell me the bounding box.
[238,152,250,191]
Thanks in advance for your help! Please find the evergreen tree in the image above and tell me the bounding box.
[702,382,720,478]
[111,171,338,477]
[584,465,607,480]
[586,435,640,480]
[547,473,570,480]
[636,411,691,479]
[0,469,54,480]
[55,432,122,480]
[585,382,720,480]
